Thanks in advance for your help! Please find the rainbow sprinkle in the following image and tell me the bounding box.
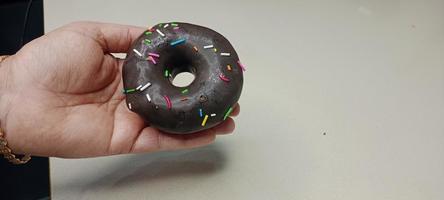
[199,108,203,117]
[164,69,169,77]
[210,113,216,117]
[227,65,232,71]
[164,95,172,109]
[133,49,142,57]
[163,24,169,28]
[148,56,157,64]
[148,53,160,58]
[128,103,132,110]
[140,82,151,91]
[144,31,152,35]
[171,23,178,27]
[156,29,165,37]
[201,115,209,126]
[221,53,230,56]
[213,48,217,52]
[223,107,233,120]
[204,44,214,49]
[146,94,151,102]
[143,39,151,45]
[170,38,186,46]
[219,74,230,82]
[181,89,189,94]
[181,97,188,101]
[124,88,136,94]
[237,60,246,71]
[193,46,199,52]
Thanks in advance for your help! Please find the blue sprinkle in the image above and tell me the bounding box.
[199,108,203,117]
[170,38,186,46]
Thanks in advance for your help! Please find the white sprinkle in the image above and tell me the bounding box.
[128,103,132,110]
[210,113,216,117]
[140,82,152,91]
[204,45,214,49]
[136,85,143,90]
[132,49,142,57]
[146,94,151,102]
[221,53,231,56]
[163,24,169,28]
[156,29,165,37]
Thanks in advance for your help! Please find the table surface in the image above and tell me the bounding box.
[46,1,444,199]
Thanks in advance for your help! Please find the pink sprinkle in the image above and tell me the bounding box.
[173,27,180,30]
[148,53,160,58]
[164,95,172,109]
[237,60,246,71]
[148,56,157,65]
[219,74,230,82]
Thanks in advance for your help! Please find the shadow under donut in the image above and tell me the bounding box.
[86,144,228,190]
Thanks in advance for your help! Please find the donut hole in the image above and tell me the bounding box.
[172,72,195,87]
[164,48,198,88]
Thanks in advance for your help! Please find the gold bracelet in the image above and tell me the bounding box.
[0,126,31,164]
[0,55,9,63]
[0,55,31,164]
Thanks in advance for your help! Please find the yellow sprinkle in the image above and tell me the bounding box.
[201,115,209,126]
[227,65,232,71]
[213,48,217,52]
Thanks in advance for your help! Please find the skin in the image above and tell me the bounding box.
[0,21,240,158]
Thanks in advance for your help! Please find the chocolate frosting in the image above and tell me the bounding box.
[123,22,243,134]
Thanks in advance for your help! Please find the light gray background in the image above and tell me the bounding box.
[46,0,444,199]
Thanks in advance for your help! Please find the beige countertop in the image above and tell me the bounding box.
[46,0,444,199]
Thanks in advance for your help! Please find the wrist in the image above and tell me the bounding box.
[0,62,31,164]
[0,56,31,160]
[0,55,13,133]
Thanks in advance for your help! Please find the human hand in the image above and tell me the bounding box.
[0,21,239,158]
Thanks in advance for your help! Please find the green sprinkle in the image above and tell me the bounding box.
[181,89,189,94]
[164,69,169,77]
[223,107,233,120]
[144,39,151,44]
[158,23,163,27]
[144,31,152,35]
[171,23,178,27]
[124,88,136,94]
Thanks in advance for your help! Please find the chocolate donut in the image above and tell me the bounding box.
[122,22,245,134]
